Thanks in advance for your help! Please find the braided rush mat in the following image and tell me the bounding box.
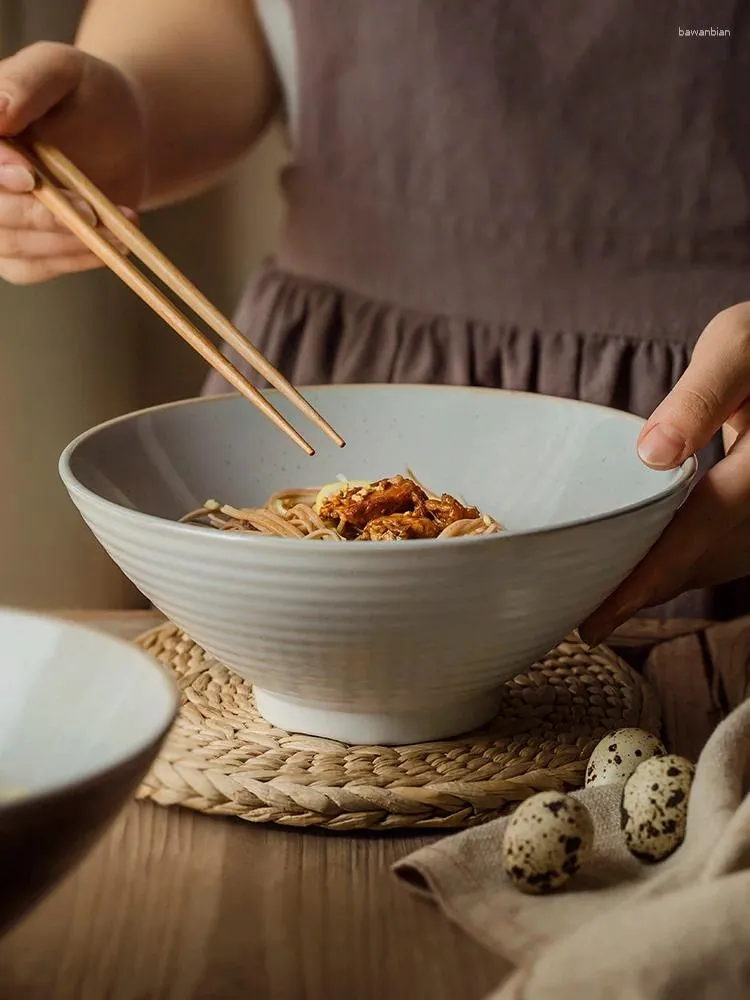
[135,622,660,832]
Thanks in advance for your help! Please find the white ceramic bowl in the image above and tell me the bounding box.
[60,386,695,744]
[0,609,178,934]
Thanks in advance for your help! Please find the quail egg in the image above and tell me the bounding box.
[503,791,594,895]
[585,728,666,788]
[620,753,695,863]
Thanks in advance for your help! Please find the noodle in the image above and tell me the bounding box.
[180,475,503,542]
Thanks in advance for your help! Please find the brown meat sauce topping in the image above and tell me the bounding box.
[424,495,481,531]
[319,476,483,541]
[360,513,440,541]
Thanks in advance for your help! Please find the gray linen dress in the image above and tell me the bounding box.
[205,0,750,620]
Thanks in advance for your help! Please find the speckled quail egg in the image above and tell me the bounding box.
[502,791,594,895]
[585,728,666,788]
[620,754,695,863]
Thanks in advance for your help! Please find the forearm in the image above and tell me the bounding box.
[76,0,279,208]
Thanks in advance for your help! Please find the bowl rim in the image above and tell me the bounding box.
[0,608,179,815]
[58,384,698,549]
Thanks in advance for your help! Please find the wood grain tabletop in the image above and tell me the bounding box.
[0,610,745,1000]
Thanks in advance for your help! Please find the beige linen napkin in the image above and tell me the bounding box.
[394,698,750,999]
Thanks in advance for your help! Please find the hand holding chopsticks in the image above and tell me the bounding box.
[9,138,344,456]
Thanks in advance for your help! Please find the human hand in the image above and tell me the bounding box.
[580,303,750,645]
[0,41,145,284]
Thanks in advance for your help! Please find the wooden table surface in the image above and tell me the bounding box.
[1,611,747,1000]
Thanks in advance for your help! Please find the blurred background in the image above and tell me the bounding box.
[0,0,287,608]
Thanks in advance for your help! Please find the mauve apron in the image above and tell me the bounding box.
[205,0,750,620]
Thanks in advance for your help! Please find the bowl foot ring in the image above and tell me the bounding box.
[135,622,660,832]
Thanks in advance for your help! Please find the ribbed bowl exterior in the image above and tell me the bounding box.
[70,487,685,715]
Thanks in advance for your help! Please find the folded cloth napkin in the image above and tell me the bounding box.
[393,697,750,1000]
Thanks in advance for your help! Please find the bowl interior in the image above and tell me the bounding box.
[63,386,692,533]
[0,611,177,801]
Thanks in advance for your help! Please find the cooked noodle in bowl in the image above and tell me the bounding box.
[180,473,503,541]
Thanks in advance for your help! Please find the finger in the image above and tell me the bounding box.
[580,429,750,644]
[723,424,737,455]
[0,252,104,285]
[0,189,97,229]
[0,42,83,135]
[674,521,750,592]
[0,227,128,258]
[723,398,750,454]
[638,303,750,469]
[635,515,750,606]
[0,141,35,193]
[0,190,139,233]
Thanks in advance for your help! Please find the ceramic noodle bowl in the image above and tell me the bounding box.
[59,386,695,744]
[0,610,178,935]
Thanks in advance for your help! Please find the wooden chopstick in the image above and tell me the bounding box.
[32,142,345,450]
[12,138,346,455]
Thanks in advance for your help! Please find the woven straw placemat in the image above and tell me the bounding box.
[135,622,660,832]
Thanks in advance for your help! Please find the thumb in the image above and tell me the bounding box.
[0,43,85,193]
[0,42,84,136]
[638,304,750,469]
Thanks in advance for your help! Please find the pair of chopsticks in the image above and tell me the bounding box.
[9,138,344,456]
